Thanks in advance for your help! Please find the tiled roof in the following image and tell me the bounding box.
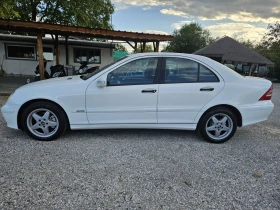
[194,36,274,65]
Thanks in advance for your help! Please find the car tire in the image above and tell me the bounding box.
[198,107,237,143]
[21,101,68,141]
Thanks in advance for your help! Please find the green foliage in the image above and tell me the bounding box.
[236,38,256,49]
[136,44,154,53]
[255,22,280,79]
[162,23,213,53]
[255,40,280,79]
[0,0,19,18]
[115,43,128,52]
[266,22,280,43]
[1,0,114,29]
[259,22,280,79]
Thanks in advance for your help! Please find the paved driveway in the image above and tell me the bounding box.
[0,84,279,209]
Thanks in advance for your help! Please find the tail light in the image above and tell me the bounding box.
[259,85,273,101]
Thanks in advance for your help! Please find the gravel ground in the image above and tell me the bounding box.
[0,85,279,209]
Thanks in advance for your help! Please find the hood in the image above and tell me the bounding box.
[19,75,83,90]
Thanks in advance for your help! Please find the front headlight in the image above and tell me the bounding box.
[79,69,84,74]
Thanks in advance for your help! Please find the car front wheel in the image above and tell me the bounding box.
[198,108,237,143]
[21,101,68,141]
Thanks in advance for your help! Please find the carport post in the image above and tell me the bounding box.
[65,36,69,65]
[55,34,60,64]
[37,32,44,80]
[134,42,138,53]
[155,41,160,52]
[142,42,146,53]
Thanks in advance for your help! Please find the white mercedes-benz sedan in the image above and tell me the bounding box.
[1,53,274,143]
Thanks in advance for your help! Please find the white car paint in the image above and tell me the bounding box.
[1,53,274,134]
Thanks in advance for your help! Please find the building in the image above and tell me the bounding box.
[0,34,115,76]
[193,36,274,75]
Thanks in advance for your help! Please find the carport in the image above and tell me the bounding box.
[0,19,173,80]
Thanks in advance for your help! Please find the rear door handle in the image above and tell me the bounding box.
[200,87,214,91]
[142,89,157,93]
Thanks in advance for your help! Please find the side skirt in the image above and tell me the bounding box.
[70,123,197,130]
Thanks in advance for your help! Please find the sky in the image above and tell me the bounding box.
[111,0,280,51]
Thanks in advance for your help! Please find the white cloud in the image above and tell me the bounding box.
[112,0,166,7]
[206,23,267,42]
[198,12,280,23]
[145,30,169,35]
[113,0,280,23]
[171,21,192,30]
[160,9,188,17]
[142,6,152,10]
[114,3,129,10]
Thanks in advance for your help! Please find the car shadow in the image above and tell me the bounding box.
[62,129,202,143]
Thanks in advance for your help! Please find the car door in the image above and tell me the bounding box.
[86,57,161,124]
[157,57,225,124]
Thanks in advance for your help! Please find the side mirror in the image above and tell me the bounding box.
[96,80,107,88]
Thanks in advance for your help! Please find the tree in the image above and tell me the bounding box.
[257,40,280,79]
[1,0,114,29]
[236,38,255,49]
[162,23,213,53]
[254,23,280,79]
[136,44,154,53]
[115,43,128,52]
[0,0,19,18]
[266,22,280,43]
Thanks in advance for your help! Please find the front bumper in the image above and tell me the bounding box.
[237,101,274,127]
[1,104,20,129]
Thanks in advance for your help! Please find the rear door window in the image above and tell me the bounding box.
[164,58,199,83]
[163,57,219,83]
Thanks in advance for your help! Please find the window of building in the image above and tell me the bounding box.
[43,47,53,61]
[5,44,36,60]
[73,48,101,64]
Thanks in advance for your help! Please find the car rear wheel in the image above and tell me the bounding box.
[198,107,237,143]
[21,101,68,141]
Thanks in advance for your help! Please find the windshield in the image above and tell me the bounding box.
[80,56,128,80]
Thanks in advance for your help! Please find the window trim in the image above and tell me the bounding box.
[161,57,220,84]
[73,47,101,64]
[106,57,162,87]
[5,43,37,60]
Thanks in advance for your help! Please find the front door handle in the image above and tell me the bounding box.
[200,87,214,91]
[142,89,157,93]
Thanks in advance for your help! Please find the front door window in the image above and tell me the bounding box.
[107,57,159,86]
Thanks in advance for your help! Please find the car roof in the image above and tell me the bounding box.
[126,53,244,82]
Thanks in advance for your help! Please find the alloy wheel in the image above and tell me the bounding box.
[205,113,233,141]
[26,108,59,138]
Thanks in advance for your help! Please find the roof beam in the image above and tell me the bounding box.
[126,41,135,49]
[0,19,173,42]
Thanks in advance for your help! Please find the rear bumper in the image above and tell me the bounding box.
[237,101,274,127]
[1,104,20,129]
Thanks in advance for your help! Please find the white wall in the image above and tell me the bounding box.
[0,41,38,75]
[0,40,113,76]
